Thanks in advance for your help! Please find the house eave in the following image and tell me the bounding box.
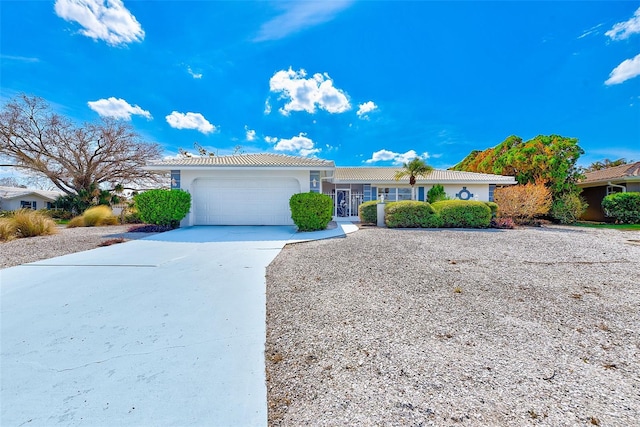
[330,179,518,185]
[578,176,640,188]
[143,165,336,172]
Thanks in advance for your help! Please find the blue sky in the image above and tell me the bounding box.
[1,0,639,174]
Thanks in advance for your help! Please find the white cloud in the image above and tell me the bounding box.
[605,53,640,85]
[364,149,430,165]
[578,23,603,39]
[264,98,272,115]
[245,126,256,141]
[270,132,320,157]
[356,101,378,119]
[254,1,354,42]
[605,7,640,40]
[0,55,40,63]
[165,111,216,134]
[269,68,350,115]
[54,0,145,46]
[87,97,151,120]
[187,66,202,79]
[264,136,278,144]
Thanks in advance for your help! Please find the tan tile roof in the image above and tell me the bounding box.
[334,167,517,184]
[580,161,640,185]
[147,153,335,168]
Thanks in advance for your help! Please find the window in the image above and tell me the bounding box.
[489,184,496,202]
[20,200,36,209]
[171,170,181,189]
[397,188,412,201]
[606,185,625,196]
[377,187,412,201]
[309,171,320,193]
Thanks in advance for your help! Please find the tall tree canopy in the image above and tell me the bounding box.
[0,94,164,196]
[451,135,584,198]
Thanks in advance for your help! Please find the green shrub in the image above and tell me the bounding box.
[0,218,16,241]
[134,189,192,228]
[289,192,333,231]
[384,201,443,228]
[427,184,449,203]
[11,209,58,237]
[82,205,116,226]
[431,200,492,228]
[359,200,378,224]
[484,202,498,218]
[602,192,640,224]
[551,193,588,224]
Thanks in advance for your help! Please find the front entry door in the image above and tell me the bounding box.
[336,189,350,217]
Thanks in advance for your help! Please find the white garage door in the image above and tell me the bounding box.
[192,177,300,225]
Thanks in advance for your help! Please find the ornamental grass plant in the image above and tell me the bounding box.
[10,209,58,238]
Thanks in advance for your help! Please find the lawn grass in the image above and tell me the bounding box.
[572,221,640,231]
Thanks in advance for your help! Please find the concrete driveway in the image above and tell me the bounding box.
[0,224,357,426]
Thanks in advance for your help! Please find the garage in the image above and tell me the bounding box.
[192,177,301,225]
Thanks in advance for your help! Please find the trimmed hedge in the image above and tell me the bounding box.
[289,192,333,231]
[359,200,378,224]
[602,192,640,224]
[134,189,191,228]
[384,201,443,228]
[431,200,492,228]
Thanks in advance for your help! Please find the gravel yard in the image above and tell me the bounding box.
[0,225,150,269]
[266,226,640,427]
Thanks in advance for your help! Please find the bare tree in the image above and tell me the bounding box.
[0,94,164,195]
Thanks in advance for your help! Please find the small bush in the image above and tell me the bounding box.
[551,193,588,224]
[427,184,449,203]
[494,183,552,225]
[385,201,443,228]
[82,205,117,226]
[0,218,16,241]
[11,209,58,238]
[602,192,640,224]
[490,217,515,229]
[359,200,378,224]
[431,200,492,228]
[289,192,333,231]
[135,189,191,228]
[484,202,498,218]
[67,216,85,228]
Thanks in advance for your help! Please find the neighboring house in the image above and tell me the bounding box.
[578,161,640,221]
[0,186,64,211]
[145,153,517,226]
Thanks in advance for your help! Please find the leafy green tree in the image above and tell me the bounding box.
[394,157,434,200]
[452,134,584,199]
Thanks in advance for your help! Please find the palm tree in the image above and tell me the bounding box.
[394,157,434,200]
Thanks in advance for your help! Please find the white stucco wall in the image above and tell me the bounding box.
[177,169,312,226]
[0,195,55,211]
[436,184,490,201]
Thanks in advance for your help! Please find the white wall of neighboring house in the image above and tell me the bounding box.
[0,195,55,211]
